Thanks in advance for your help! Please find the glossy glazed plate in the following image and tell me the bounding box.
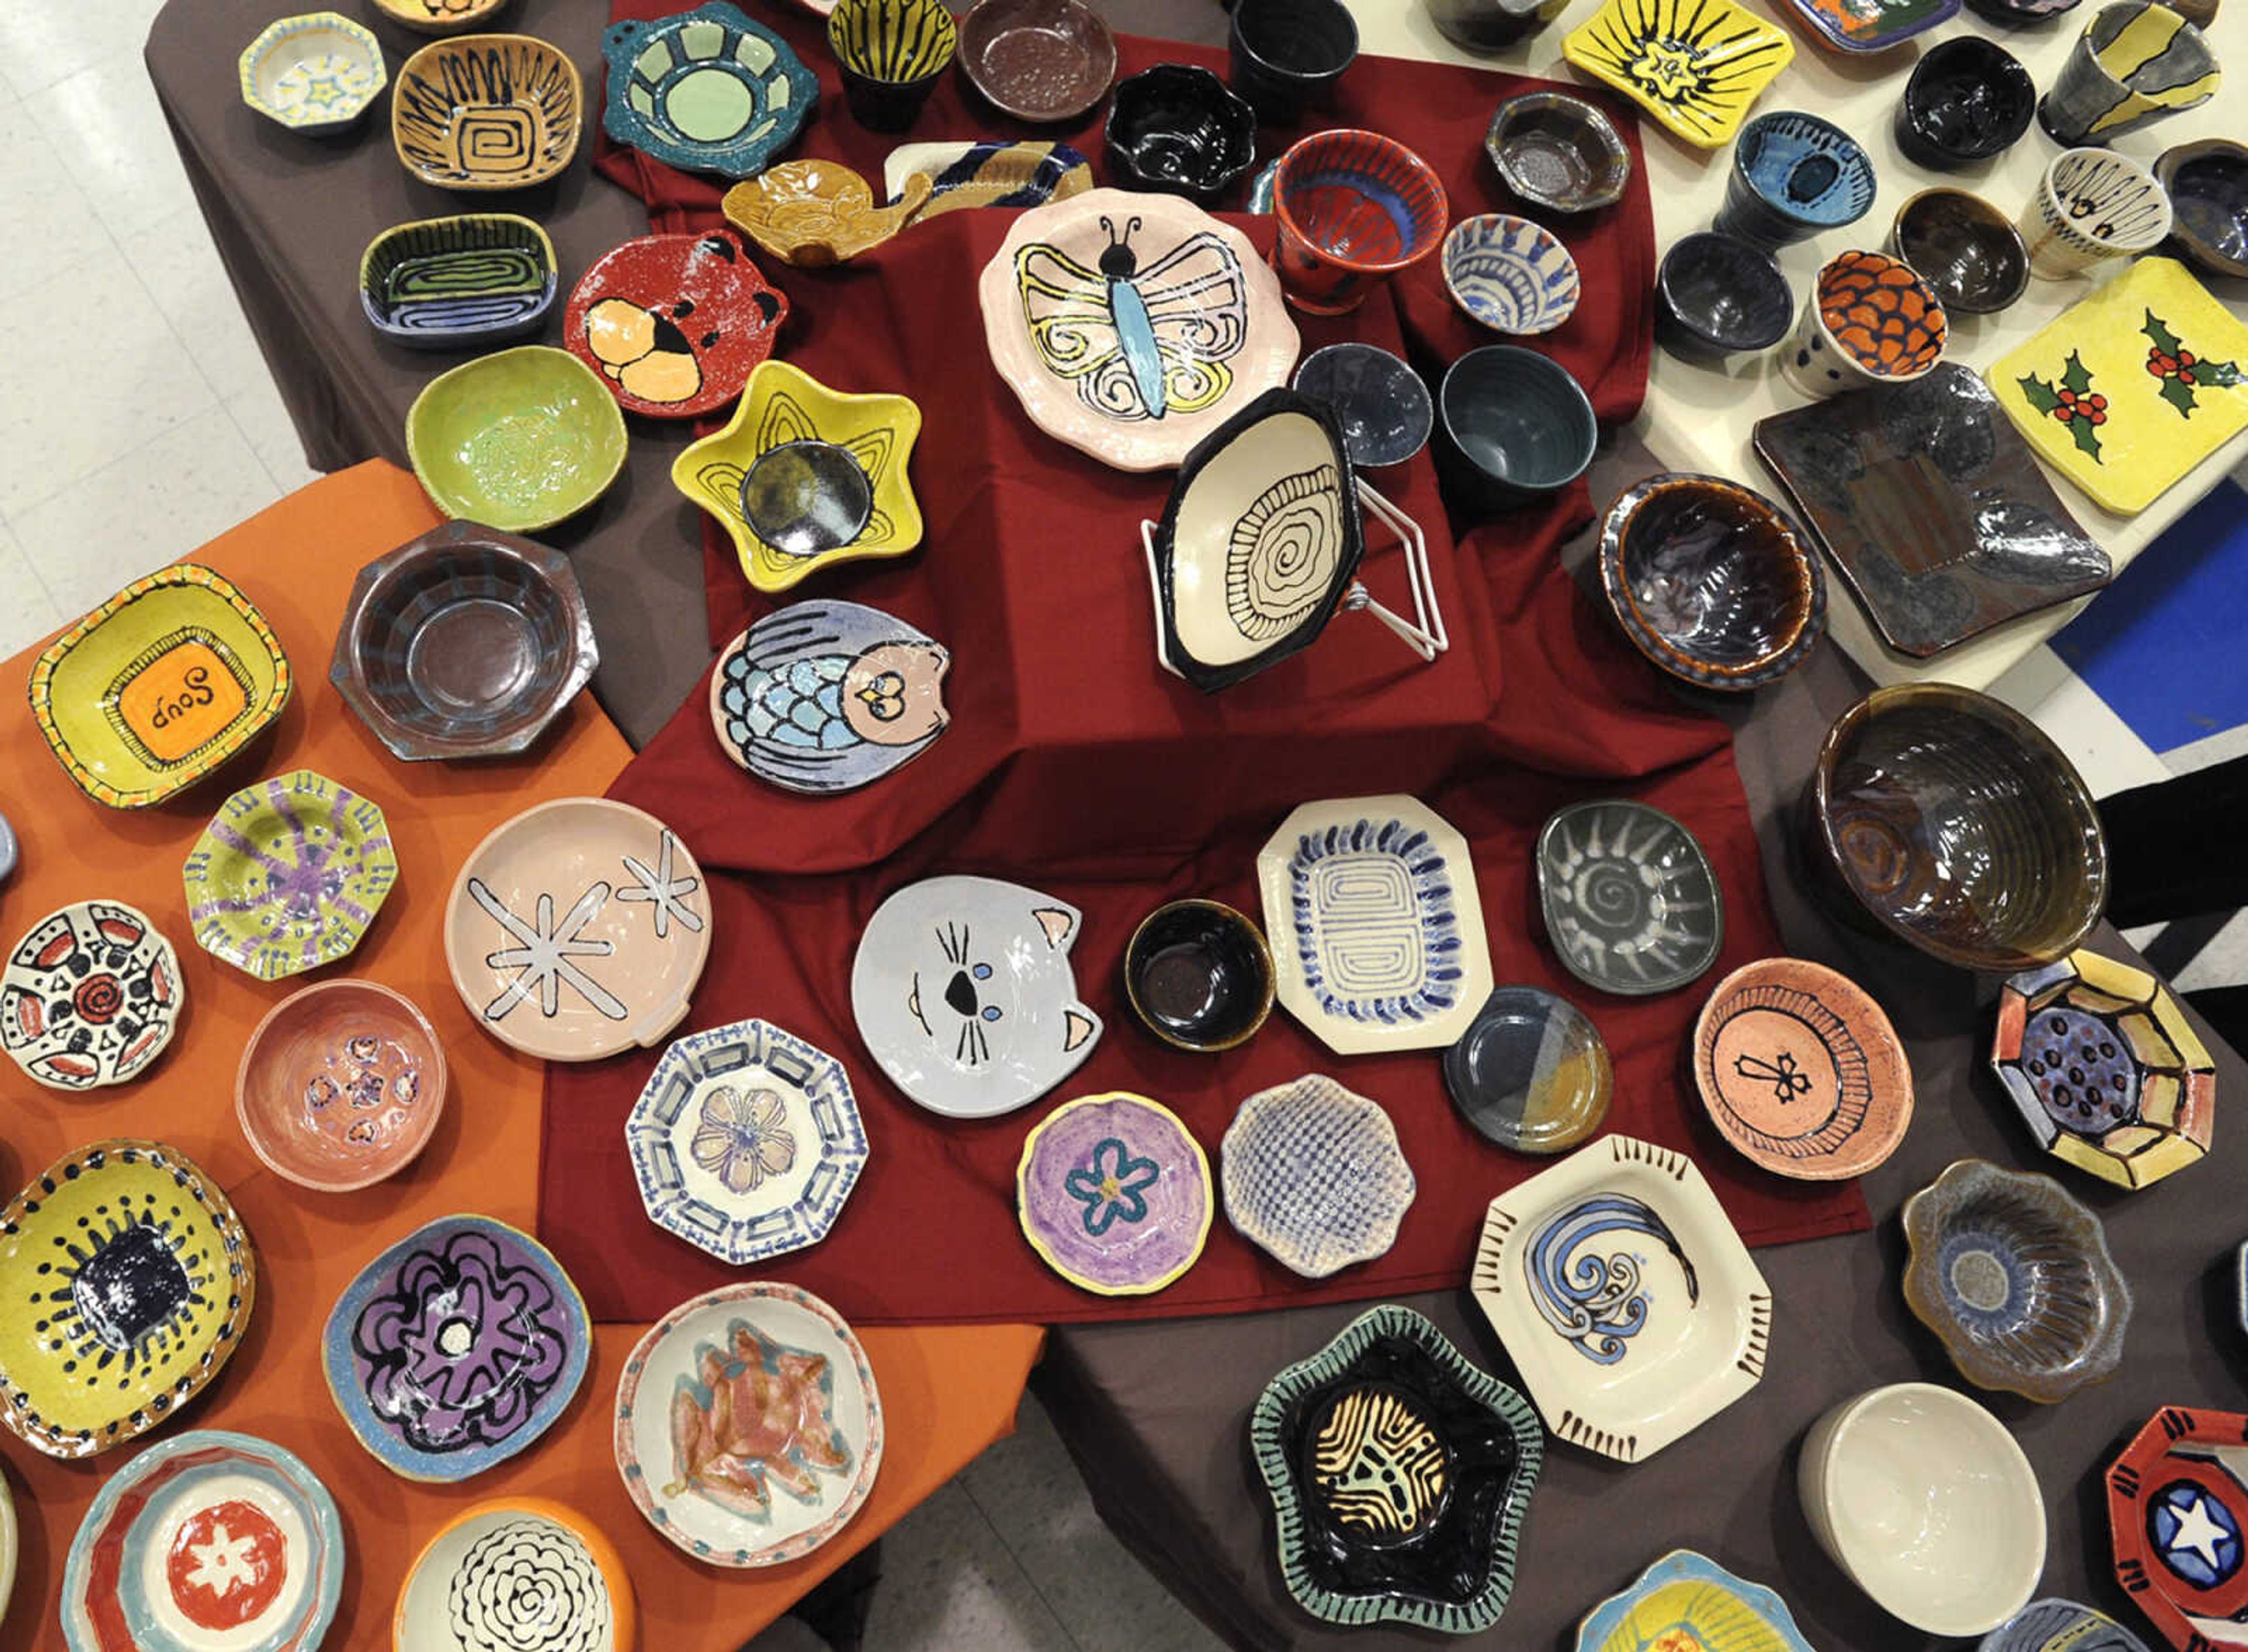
[0,1139,256,1459]
[1221,1075,1414,1278]
[711,601,948,794]
[359,213,559,349]
[324,1214,589,1483]
[1537,799,1722,997]
[182,770,397,981]
[849,875,1101,1119]
[1561,0,1794,149]
[1019,1091,1214,1295]
[1979,1599,2152,1652]
[392,33,582,190]
[721,161,932,269]
[29,564,290,809]
[1783,0,1957,52]
[444,796,712,1063]
[601,2,817,179]
[396,1497,633,1649]
[2107,1411,2248,1652]
[616,1283,882,1567]
[60,1431,342,1652]
[3,900,183,1092]
[979,187,1301,472]
[1443,985,1613,1154]
[407,345,629,533]
[883,140,1094,220]
[238,12,386,133]
[1256,794,1494,1055]
[565,228,786,419]
[1575,1550,1815,1651]
[235,980,446,1192]
[1471,1133,1771,1462]
[371,0,513,33]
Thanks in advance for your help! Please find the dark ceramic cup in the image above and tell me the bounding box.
[1894,37,2036,171]
[1123,899,1274,1052]
[1228,0,1358,118]
[1714,111,1877,252]
[1292,342,1434,469]
[828,0,958,132]
[2156,138,2248,278]
[2039,0,2219,146]
[1424,0,1567,51]
[1437,345,1598,508]
[1105,63,1258,200]
[1890,188,2030,315]
[1654,232,1793,359]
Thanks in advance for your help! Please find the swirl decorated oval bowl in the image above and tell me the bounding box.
[394,1496,635,1651]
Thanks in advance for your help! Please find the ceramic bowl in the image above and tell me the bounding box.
[28,564,290,809]
[395,1498,634,1644]
[1892,188,2030,317]
[330,520,597,762]
[0,1139,255,1459]
[1693,957,1913,1178]
[564,229,784,418]
[1291,342,1432,469]
[1483,91,1630,215]
[601,2,817,178]
[2,902,183,1091]
[1123,899,1274,1052]
[828,0,957,132]
[1272,129,1449,316]
[1895,37,2035,172]
[1429,0,1570,52]
[238,13,387,134]
[883,139,1093,218]
[1780,249,1947,400]
[1228,0,1359,119]
[1443,986,1613,1153]
[1437,345,1598,505]
[0,812,15,885]
[444,796,711,1063]
[406,345,629,532]
[1020,1092,1214,1294]
[235,979,447,1193]
[2157,138,2248,279]
[371,0,512,34]
[1979,1600,2151,1652]
[1537,798,1724,996]
[1104,65,1257,202]
[1808,684,2108,973]
[1782,0,1959,51]
[722,160,931,268]
[2106,1407,2248,1652]
[2021,148,2174,281]
[391,33,582,191]
[2040,0,2220,146]
[957,0,1117,124]
[1222,1077,1414,1277]
[1576,1551,1817,1651]
[711,599,949,793]
[61,1431,342,1651]
[1598,471,1825,691]
[1441,213,1581,337]
[1654,231,1791,360]
[183,770,398,981]
[359,213,558,349]
[1966,0,2081,21]
[1561,0,1794,150]
[1800,1383,2044,1636]
[1715,111,1877,252]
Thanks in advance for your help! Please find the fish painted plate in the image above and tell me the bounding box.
[1221,1076,1414,1279]
[615,1282,883,1567]
[2106,1407,2248,1652]
[182,769,398,981]
[600,2,818,180]
[2,900,184,1091]
[1561,0,1794,150]
[883,140,1093,220]
[1575,1550,1815,1650]
[565,228,787,419]
[1537,800,1723,998]
[0,1140,256,1460]
[1471,1133,1771,1463]
[1019,1092,1214,1295]
[978,187,1301,472]
[396,1497,634,1651]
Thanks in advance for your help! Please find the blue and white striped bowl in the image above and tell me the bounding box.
[1440,213,1582,336]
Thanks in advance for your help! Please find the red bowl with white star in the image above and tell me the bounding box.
[2108,1406,2248,1650]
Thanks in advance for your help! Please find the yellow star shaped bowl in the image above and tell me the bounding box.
[1562,0,1794,149]
[672,359,924,595]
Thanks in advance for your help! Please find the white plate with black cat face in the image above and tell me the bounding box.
[849,875,1102,1120]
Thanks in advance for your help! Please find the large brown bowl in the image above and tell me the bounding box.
[958,0,1118,124]
[1807,686,2108,973]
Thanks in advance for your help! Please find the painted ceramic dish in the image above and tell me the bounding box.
[1654,232,1792,360]
[564,229,786,419]
[1716,112,1878,252]
[395,1497,633,1650]
[28,564,290,809]
[1256,794,1495,1055]
[0,812,14,885]
[60,1431,342,1652]
[407,345,629,533]
[1754,365,2110,660]
[444,796,712,1063]
[1471,1133,1770,1462]
[1484,91,1631,215]
[600,2,817,179]
[0,1475,11,1623]
[1537,800,1722,997]
[359,214,559,349]
[1780,249,1948,400]
[1019,1092,1213,1295]
[882,140,1093,220]
[627,1019,870,1266]
[1901,1159,2130,1403]
[1429,0,1570,49]
[1270,129,1448,317]
[1783,0,1956,53]
[391,34,582,191]
[1104,65,1257,202]
[1443,986,1612,1154]
[615,1282,882,1567]
[979,187,1301,472]
[1291,342,1431,469]
[235,979,446,1193]
[850,875,1101,1119]
[324,1214,589,1482]
[1988,258,2248,519]
[2040,0,2220,146]
[721,161,932,269]
[1576,1550,1815,1651]
[0,1139,255,1459]
[1993,950,2215,1191]
[1441,214,1581,337]
[2,901,183,1092]
[1122,899,1274,1053]
[2108,1407,2248,1652]
[1896,39,2037,172]
[330,520,598,762]
[1980,1600,2151,1652]
[1562,0,1795,149]
[181,770,396,981]
[827,0,957,132]
[1221,1076,1414,1278]
[1891,189,2030,317]
[2021,149,2174,280]
[958,0,1118,124]
[710,600,948,793]
[673,359,923,595]
[1250,1303,1543,1633]
[238,13,386,134]
[2158,139,2248,281]
[371,0,512,34]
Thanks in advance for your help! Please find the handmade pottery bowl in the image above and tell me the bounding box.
[1809,684,2107,972]
[1428,0,1570,51]
[1783,0,1959,51]
[722,160,932,268]
[406,345,629,532]
[1967,0,2081,20]
[1442,985,1613,1153]
[1020,1092,1214,1294]
[1441,213,1581,337]
[238,12,387,134]
[359,213,558,348]
[1271,129,1448,314]
[1537,798,1723,996]
[1483,91,1630,215]
[711,599,949,793]
[1800,1383,2044,1636]
[0,1139,255,1459]
[2021,148,2174,280]
[1222,1077,1414,1277]
[2107,1408,2248,1652]
[397,1499,634,1646]
[1598,471,1825,690]
[371,0,512,33]
[0,812,15,885]
[1291,342,1432,468]
[1228,0,1359,118]
[2157,138,2248,279]
[1892,188,2030,316]
[1577,1551,1818,1651]
[444,796,711,1063]
[1715,111,1877,252]
[1437,345,1598,505]
[1123,899,1274,1052]
[28,564,290,808]
[828,0,958,132]
[236,979,447,1193]
[1104,64,1257,201]
[2,900,183,1091]
[183,770,397,981]
[616,1283,882,1565]
[957,0,1117,124]
[883,139,1093,218]
[1780,249,1947,399]
[1561,0,1794,150]
[1654,231,1792,360]
[1895,37,2035,172]
[331,520,597,762]
[391,33,582,190]
[565,228,786,417]
[2040,0,2220,146]
[1979,1600,2151,1652]
[601,2,817,178]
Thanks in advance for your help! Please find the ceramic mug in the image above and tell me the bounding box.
[827,0,958,132]
[1270,129,1449,314]
[1779,249,1947,400]
[1424,0,1568,51]
[2037,0,2220,146]
[1228,0,1359,117]
[2019,148,2174,278]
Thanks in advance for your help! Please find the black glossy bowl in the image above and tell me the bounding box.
[2156,139,2248,279]
[1895,37,2036,171]
[1105,64,1257,201]
[1654,231,1793,359]
[1228,0,1358,118]
[1891,188,2030,316]
[1437,345,1598,506]
[1123,899,1275,1052]
[1293,342,1434,469]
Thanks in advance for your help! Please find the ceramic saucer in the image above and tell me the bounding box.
[1536,799,1722,996]
[2,900,184,1091]
[1575,1550,1814,1651]
[1443,986,1612,1154]
[1019,1092,1213,1295]
[1221,1076,1414,1278]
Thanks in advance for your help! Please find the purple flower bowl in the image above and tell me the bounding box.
[1016,1092,1214,1295]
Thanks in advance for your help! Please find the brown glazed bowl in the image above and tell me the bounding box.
[1890,188,2031,317]
[957,0,1118,125]
[1807,685,2109,974]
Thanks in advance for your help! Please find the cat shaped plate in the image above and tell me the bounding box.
[710,600,949,794]
[849,875,1102,1119]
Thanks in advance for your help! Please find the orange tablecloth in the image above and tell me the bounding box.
[0,461,1043,1649]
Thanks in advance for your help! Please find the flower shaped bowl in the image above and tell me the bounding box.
[1019,1092,1213,1294]
[183,770,397,982]
[391,33,582,191]
[722,160,931,268]
[237,979,448,1193]
[359,213,559,349]
[958,0,1118,124]
[1561,0,1794,150]
[1104,64,1257,201]
[1484,90,1630,215]
[1123,899,1274,1052]
[566,228,784,419]
[407,345,629,532]
[1222,1075,1414,1277]
[601,2,817,178]
[3,900,185,1092]
[238,12,387,134]
[1441,213,1581,337]
[396,1497,635,1648]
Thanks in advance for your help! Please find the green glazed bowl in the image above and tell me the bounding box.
[406,345,629,533]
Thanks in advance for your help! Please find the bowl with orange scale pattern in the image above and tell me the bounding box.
[1780,248,1947,400]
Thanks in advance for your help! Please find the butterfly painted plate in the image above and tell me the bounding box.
[1575,1549,1815,1650]
[978,186,1301,472]
[1019,1092,1214,1295]
[564,228,787,419]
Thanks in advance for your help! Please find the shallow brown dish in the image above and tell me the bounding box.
[958,0,1118,124]
[1891,188,2030,317]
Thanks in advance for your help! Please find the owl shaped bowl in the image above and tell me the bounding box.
[390,34,582,191]
[395,1498,635,1648]
[711,599,949,794]
[183,770,398,982]
[564,229,787,419]
[601,2,818,179]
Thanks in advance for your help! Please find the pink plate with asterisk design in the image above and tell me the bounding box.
[444,796,712,1063]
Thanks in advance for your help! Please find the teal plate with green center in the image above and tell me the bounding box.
[602,3,819,179]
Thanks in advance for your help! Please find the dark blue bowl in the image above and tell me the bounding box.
[1714,112,1877,252]
[1655,232,1793,360]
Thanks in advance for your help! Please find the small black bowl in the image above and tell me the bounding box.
[1654,231,1793,360]
[1293,342,1433,469]
[1425,0,1567,52]
[1123,899,1275,1053]
[1105,64,1258,201]
[2156,138,2248,280]
[1228,0,1358,119]
[1894,37,2036,172]
[1891,188,2030,316]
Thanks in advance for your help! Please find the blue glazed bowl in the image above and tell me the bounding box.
[1715,111,1876,251]
[1437,345,1598,506]
[601,2,818,179]
[1441,212,1582,335]
[1655,231,1792,359]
